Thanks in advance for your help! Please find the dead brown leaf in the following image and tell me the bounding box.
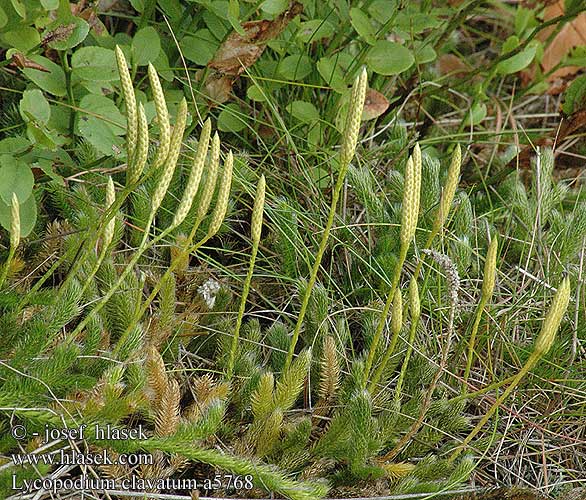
[202,2,302,105]
[11,53,50,72]
[208,2,302,76]
[196,70,234,105]
[437,54,469,78]
[539,0,586,80]
[362,88,389,121]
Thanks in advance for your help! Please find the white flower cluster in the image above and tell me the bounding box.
[198,278,221,309]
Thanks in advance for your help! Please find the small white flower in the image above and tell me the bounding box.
[198,278,221,309]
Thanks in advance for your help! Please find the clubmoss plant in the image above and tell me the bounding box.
[414,144,462,278]
[368,287,403,392]
[363,144,422,388]
[450,276,571,461]
[463,234,498,388]
[115,46,137,161]
[284,68,368,372]
[394,277,421,401]
[227,174,266,380]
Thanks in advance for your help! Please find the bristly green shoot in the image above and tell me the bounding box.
[284,67,368,372]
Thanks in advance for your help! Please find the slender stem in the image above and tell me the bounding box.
[0,246,15,288]
[449,355,538,462]
[368,317,402,393]
[413,231,436,279]
[463,296,488,390]
[284,167,349,372]
[448,374,515,405]
[226,236,260,380]
[362,244,408,388]
[393,317,420,401]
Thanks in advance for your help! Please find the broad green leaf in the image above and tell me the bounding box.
[296,19,335,43]
[206,0,230,20]
[20,89,50,125]
[0,155,34,204]
[563,75,586,114]
[350,8,376,45]
[310,165,330,189]
[247,84,267,102]
[217,103,247,133]
[129,0,144,12]
[515,7,538,37]
[317,56,346,93]
[203,10,229,41]
[227,0,245,36]
[77,116,124,156]
[76,94,126,136]
[22,55,67,96]
[71,46,118,81]
[0,7,7,28]
[45,17,89,50]
[76,94,125,156]
[286,100,319,123]
[0,137,30,155]
[395,10,439,32]
[25,122,62,150]
[158,0,183,20]
[278,54,312,81]
[413,41,437,64]
[181,30,218,66]
[367,0,397,24]
[48,105,71,135]
[261,0,288,15]
[0,191,37,237]
[502,35,519,54]
[307,122,321,149]
[153,49,174,82]
[497,39,538,74]
[10,0,25,18]
[366,41,414,75]
[2,27,40,52]
[132,26,161,66]
[41,0,59,9]
[464,101,487,127]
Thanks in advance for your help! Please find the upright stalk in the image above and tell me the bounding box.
[363,146,422,388]
[283,68,368,372]
[226,175,266,380]
[463,234,498,389]
[449,277,570,461]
